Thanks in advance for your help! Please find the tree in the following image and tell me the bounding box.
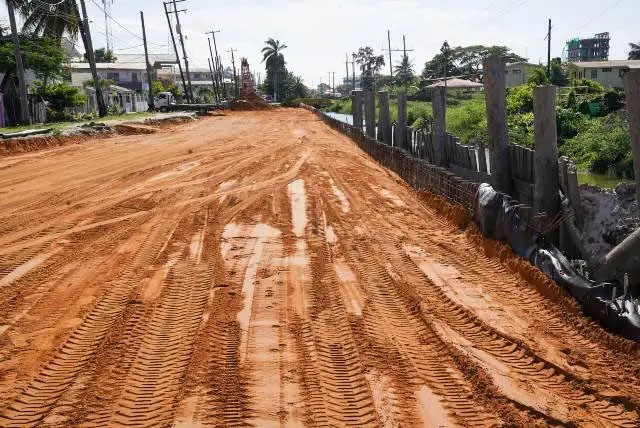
[317,82,331,94]
[354,46,385,90]
[421,44,526,81]
[394,55,414,86]
[13,0,80,40]
[281,72,308,101]
[528,67,550,85]
[85,48,116,63]
[152,81,166,95]
[549,57,568,86]
[261,38,287,101]
[629,42,640,60]
[0,36,64,85]
[421,41,459,81]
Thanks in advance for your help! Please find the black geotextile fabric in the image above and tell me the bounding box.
[474,183,640,341]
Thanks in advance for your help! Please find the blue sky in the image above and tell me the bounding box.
[1,0,638,88]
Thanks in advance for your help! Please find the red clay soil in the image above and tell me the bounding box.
[0,108,638,427]
[0,116,192,157]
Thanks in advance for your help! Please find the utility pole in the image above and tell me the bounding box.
[78,0,107,117]
[170,0,193,103]
[205,31,221,101]
[352,53,356,90]
[546,19,552,77]
[328,72,331,94]
[206,36,220,103]
[345,53,352,93]
[387,30,392,76]
[207,58,217,103]
[383,34,413,78]
[140,11,154,110]
[402,34,407,59]
[163,1,188,101]
[6,0,30,124]
[208,30,225,100]
[228,48,238,97]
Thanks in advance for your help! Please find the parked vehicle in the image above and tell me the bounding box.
[153,91,220,113]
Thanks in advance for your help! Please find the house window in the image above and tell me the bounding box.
[590,69,598,79]
[512,69,521,74]
[107,72,120,81]
[505,70,509,74]
[602,68,612,72]
[132,72,138,82]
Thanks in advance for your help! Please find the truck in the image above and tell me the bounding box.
[153,92,224,113]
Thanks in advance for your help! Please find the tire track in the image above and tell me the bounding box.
[0,219,176,427]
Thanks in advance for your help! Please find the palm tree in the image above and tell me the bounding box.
[394,55,414,86]
[12,0,81,40]
[629,42,640,60]
[261,38,287,101]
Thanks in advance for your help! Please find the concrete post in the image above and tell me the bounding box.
[378,91,391,144]
[477,140,488,173]
[483,56,511,193]
[533,85,560,241]
[432,86,447,167]
[595,227,640,285]
[397,92,408,149]
[364,90,376,138]
[566,163,584,229]
[623,71,640,203]
[351,89,363,131]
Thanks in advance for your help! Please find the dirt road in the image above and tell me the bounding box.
[0,109,638,427]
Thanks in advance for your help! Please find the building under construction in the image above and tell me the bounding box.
[566,32,610,62]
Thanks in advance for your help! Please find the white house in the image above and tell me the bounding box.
[69,62,150,92]
[568,60,640,88]
[505,62,543,87]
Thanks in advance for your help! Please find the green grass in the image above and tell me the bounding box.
[0,112,156,135]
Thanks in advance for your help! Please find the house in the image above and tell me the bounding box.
[505,62,542,87]
[69,62,150,92]
[156,66,235,100]
[568,60,640,88]
[68,61,158,113]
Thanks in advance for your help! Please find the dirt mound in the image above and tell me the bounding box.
[0,134,86,156]
[114,124,158,135]
[229,93,273,111]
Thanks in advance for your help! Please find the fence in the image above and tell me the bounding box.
[304,104,479,211]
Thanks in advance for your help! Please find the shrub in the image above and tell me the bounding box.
[507,112,534,148]
[561,115,632,178]
[108,103,124,116]
[506,84,533,114]
[446,97,487,144]
[571,78,604,94]
[556,107,585,143]
[407,101,432,126]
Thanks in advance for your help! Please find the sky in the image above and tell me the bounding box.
[1,0,638,89]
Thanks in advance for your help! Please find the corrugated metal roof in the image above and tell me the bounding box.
[427,78,483,88]
[570,60,640,68]
[69,62,147,70]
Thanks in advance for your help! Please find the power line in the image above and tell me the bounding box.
[576,0,624,31]
[89,0,143,41]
